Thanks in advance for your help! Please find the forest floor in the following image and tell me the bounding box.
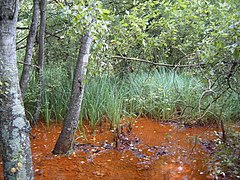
[0,117,218,180]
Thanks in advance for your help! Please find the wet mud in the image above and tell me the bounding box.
[0,118,216,179]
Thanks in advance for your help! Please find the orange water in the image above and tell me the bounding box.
[0,118,216,179]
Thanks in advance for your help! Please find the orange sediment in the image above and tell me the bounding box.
[0,118,216,179]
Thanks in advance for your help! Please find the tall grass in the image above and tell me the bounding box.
[24,66,240,128]
[80,76,124,130]
[24,63,72,126]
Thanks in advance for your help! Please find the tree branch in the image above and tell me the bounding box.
[45,30,63,40]
[112,55,204,68]
[17,27,29,30]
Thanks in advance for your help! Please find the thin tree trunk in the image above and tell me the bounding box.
[20,0,40,98]
[33,0,46,122]
[0,0,34,179]
[53,32,93,154]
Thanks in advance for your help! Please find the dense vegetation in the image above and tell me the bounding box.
[15,0,239,179]
[24,67,239,128]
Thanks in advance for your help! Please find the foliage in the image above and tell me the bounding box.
[17,0,240,96]
[103,0,240,93]
[24,66,239,128]
[24,63,72,126]
[208,129,240,179]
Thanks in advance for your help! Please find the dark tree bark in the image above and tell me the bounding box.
[33,0,46,122]
[53,32,93,154]
[0,0,34,179]
[20,0,40,98]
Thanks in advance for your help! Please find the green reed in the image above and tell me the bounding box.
[24,66,240,128]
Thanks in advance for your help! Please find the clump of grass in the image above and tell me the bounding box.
[80,77,109,129]
[80,76,124,130]
[121,70,203,122]
[104,86,123,130]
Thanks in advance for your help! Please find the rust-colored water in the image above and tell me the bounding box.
[0,118,216,180]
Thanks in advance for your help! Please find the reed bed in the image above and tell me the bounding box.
[24,66,240,128]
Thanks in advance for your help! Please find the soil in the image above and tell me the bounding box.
[0,118,216,180]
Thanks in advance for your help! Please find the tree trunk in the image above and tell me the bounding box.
[20,0,40,98]
[33,0,46,122]
[53,32,93,154]
[0,0,34,179]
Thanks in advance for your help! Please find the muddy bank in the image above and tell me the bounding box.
[0,118,216,179]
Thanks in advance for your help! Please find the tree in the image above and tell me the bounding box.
[53,30,93,154]
[20,0,40,98]
[0,0,34,179]
[33,0,47,122]
[52,0,110,154]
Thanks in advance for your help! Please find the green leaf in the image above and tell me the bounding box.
[102,9,110,15]
[58,2,64,8]
[122,23,128,27]
[233,47,239,60]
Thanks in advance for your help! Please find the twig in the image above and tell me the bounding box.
[197,87,229,121]
[17,61,39,69]
[17,36,28,45]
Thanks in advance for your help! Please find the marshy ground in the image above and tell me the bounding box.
[1,117,219,179]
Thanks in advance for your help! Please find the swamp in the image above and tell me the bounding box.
[0,0,239,179]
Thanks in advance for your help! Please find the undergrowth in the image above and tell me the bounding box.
[24,66,240,129]
[208,128,240,179]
